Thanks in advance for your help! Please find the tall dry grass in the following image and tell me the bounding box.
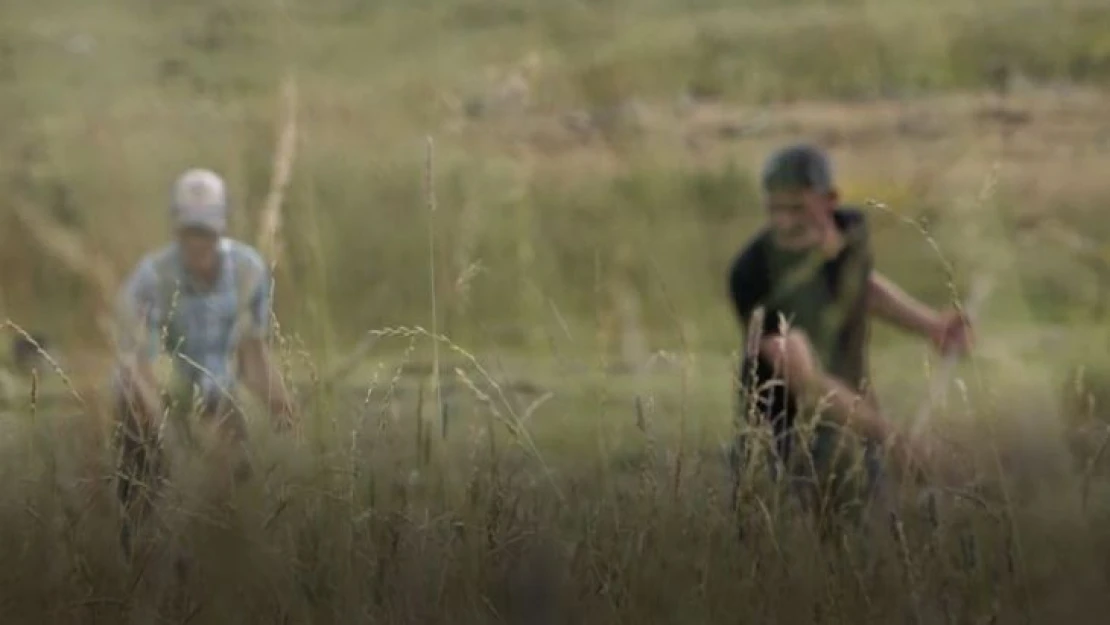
[1,330,1109,624]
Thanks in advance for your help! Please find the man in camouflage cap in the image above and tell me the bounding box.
[727,144,972,528]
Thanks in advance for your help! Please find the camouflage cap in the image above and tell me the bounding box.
[761,143,834,193]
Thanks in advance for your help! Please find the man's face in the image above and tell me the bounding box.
[177,227,221,277]
[765,188,836,252]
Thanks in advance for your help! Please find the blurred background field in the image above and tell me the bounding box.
[2,0,1110,450]
[3,0,1110,623]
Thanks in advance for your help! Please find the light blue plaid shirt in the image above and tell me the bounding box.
[116,238,271,400]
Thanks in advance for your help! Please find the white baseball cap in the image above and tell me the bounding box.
[170,168,228,234]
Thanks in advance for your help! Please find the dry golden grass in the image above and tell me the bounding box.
[1,331,1109,624]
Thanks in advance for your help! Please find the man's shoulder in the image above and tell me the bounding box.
[131,245,177,282]
[222,239,268,274]
[834,206,870,232]
[833,206,873,257]
[728,228,773,279]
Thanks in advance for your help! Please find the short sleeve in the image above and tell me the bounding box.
[234,244,272,340]
[247,268,272,338]
[835,207,873,265]
[116,257,163,362]
[727,234,778,337]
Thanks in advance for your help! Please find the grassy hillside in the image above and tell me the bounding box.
[2,0,1109,350]
[2,1,1110,623]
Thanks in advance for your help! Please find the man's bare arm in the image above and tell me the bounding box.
[759,330,920,470]
[238,338,295,429]
[867,272,942,339]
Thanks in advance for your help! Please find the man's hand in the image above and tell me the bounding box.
[238,338,297,432]
[929,308,974,357]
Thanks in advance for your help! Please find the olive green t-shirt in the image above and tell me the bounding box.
[728,207,873,392]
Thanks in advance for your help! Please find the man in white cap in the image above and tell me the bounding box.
[113,168,295,544]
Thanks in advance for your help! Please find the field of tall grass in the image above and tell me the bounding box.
[3,0,1110,623]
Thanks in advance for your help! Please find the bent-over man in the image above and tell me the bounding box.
[113,168,295,549]
[727,144,972,528]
